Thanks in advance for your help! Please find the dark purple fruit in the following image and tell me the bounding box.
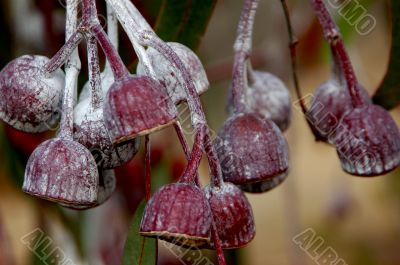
[215,112,289,193]
[307,79,370,143]
[74,98,139,169]
[247,71,291,131]
[334,104,400,176]
[204,183,255,249]
[0,55,64,133]
[104,75,178,144]
[136,42,209,104]
[140,183,212,248]
[23,138,99,207]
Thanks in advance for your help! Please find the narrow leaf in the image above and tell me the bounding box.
[154,0,217,50]
[121,200,157,265]
[372,0,400,110]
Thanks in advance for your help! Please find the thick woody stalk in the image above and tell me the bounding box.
[310,0,366,107]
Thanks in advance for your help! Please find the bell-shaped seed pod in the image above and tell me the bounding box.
[74,98,139,169]
[60,169,116,209]
[246,71,292,131]
[215,112,289,193]
[307,79,370,143]
[136,42,209,104]
[0,55,64,133]
[334,104,400,176]
[204,182,255,249]
[23,138,99,207]
[104,75,178,144]
[140,183,212,248]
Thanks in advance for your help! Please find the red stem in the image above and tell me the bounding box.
[145,135,151,201]
[86,35,103,109]
[91,24,129,80]
[231,0,259,113]
[310,0,366,107]
[211,220,227,265]
[173,123,201,186]
[179,126,204,184]
[83,0,127,80]
[44,31,83,73]
[141,33,224,187]
[280,0,326,140]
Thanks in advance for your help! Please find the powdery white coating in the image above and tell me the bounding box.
[0,55,65,132]
[334,104,400,176]
[136,42,209,104]
[104,75,178,144]
[23,138,99,207]
[140,183,212,248]
[215,112,289,193]
[78,71,115,102]
[60,169,116,209]
[307,79,370,143]
[74,98,139,169]
[246,71,291,131]
[204,182,255,249]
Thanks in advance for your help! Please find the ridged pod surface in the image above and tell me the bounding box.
[104,76,178,144]
[0,55,64,132]
[215,112,289,193]
[23,138,99,207]
[140,183,212,248]
[61,169,116,209]
[204,183,255,249]
[136,42,209,104]
[334,104,400,176]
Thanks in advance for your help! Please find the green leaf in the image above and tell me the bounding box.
[372,0,400,110]
[121,200,157,265]
[154,0,217,50]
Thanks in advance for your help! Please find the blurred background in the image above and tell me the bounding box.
[0,0,399,264]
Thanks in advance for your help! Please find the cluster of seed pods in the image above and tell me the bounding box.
[0,0,399,264]
[303,0,400,176]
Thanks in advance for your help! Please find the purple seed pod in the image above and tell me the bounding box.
[215,112,289,193]
[140,183,212,248]
[23,138,99,208]
[60,169,116,209]
[0,55,64,133]
[246,71,292,131]
[104,75,178,144]
[74,98,139,169]
[204,182,255,249]
[333,104,400,176]
[307,79,370,143]
[136,42,209,104]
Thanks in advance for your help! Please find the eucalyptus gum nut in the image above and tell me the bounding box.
[136,42,209,104]
[307,79,370,143]
[247,71,292,131]
[0,55,64,133]
[215,112,289,193]
[60,169,116,209]
[78,72,114,102]
[204,183,255,249]
[22,138,99,207]
[104,75,178,144]
[73,98,139,169]
[140,183,212,248]
[333,104,400,176]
